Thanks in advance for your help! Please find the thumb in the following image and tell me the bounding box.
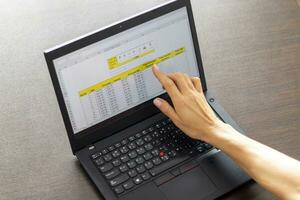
[153,98,180,123]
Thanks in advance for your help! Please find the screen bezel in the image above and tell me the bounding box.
[44,0,207,154]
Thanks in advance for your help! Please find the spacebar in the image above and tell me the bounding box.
[149,156,189,176]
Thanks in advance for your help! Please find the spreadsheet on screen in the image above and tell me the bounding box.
[53,7,199,134]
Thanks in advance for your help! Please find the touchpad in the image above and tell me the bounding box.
[159,166,217,200]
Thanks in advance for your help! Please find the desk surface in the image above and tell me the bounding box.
[1,0,300,199]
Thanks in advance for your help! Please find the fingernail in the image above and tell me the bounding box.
[153,98,162,108]
[153,64,159,71]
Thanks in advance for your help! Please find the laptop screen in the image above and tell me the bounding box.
[53,7,199,134]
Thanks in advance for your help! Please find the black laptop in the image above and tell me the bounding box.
[44,0,250,199]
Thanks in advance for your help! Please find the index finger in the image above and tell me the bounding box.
[152,64,181,100]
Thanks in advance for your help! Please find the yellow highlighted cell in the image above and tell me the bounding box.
[79,47,186,97]
[108,49,155,70]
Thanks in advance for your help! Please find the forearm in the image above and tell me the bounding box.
[205,125,300,200]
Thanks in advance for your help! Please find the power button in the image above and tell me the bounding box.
[209,98,215,102]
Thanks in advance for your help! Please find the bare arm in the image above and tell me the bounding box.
[152,64,300,200]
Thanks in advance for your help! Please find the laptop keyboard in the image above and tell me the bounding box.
[90,118,213,196]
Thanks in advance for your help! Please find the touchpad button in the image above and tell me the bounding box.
[159,166,217,200]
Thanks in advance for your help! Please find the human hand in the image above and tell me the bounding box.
[152,64,229,142]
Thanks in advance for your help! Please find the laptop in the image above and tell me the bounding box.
[44,0,251,199]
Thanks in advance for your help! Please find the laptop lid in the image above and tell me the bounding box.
[44,0,206,154]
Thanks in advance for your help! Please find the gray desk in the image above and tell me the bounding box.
[1,0,299,199]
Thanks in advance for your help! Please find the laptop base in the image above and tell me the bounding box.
[76,92,251,200]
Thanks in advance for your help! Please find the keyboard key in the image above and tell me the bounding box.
[188,149,195,155]
[114,185,124,194]
[142,130,148,135]
[175,146,183,152]
[179,161,199,174]
[144,161,154,169]
[143,135,152,142]
[135,156,145,164]
[152,157,162,166]
[128,142,136,150]
[120,155,130,163]
[108,145,115,151]
[128,169,137,177]
[110,174,129,187]
[128,136,135,141]
[94,157,104,166]
[135,133,142,138]
[104,168,120,179]
[128,151,137,159]
[149,156,189,176]
[112,150,120,158]
[91,152,101,159]
[159,145,168,152]
[170,168,181,177]
[154,172,174,186]
[141,172,151,180]
[101,148,108,154]
[136,138,144,146]
[152,131,159,138]
[196,146,204,153]
[121,139,128,145]
[103,154,112,162]
[144,143,153,151]
[152,139,161,146]
[127,160,137,169]
[168,150,177,158]
[191,140,201,146]
[136,147,145,155]
[120,146,129,154]
[151,149,159,156]
[204,143,213,150]
[112,159,121,167]
[133,176,143,185]
[161,155,169,161]
[143,152,153,160]
[123,180,134,190]
[148,127,154,132]
[166,126,172,132]
[119,164,128,172]
[159,137,167,143]
[115,143,121,148]
[136,165,146,173]
[99,163,113,173]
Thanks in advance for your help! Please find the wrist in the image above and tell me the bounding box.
[203,122,237,146]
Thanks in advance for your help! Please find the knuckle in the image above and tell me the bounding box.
[164,79,173,88]
[173,72,181,78]
[180,73,187,80]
